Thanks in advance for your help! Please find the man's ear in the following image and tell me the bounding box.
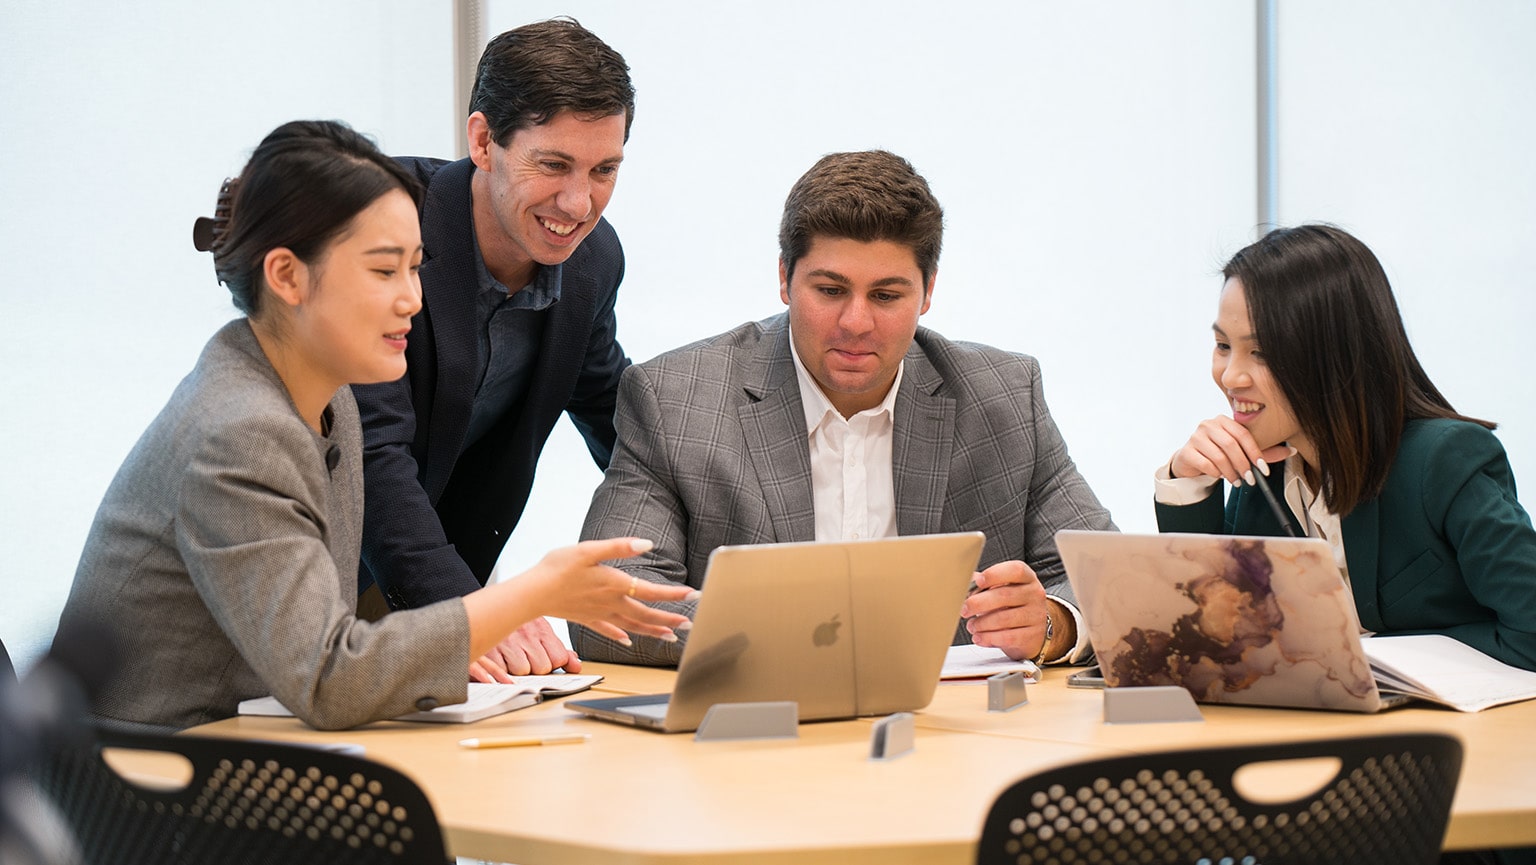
[779,258,791,306]
[263,248,306,309]
[919,270,937,316]
[467,112,495,173]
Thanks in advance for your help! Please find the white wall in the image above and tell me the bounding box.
[0,0,454,669]
[489,0,1257,582]
[3,1,1532,673]
[1275,0,1536,465]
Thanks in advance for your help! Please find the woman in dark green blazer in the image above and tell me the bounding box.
[1154,225,1536,677]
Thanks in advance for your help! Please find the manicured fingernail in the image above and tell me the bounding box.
[657,631,678,643]
[675,620,693,631]
[617,636,633,647]
[1244,470,1256,485]
[630,538,655,554]
[1256,458,1270,477]
[684,590,702,601]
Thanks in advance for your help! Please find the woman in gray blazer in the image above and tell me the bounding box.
[54,120,691,731]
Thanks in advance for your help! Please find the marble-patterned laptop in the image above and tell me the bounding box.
[1056,530,1404,713]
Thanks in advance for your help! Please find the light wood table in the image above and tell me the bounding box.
[179,663,1536,863]
[917,673,1536,851]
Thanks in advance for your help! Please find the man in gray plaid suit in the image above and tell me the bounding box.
[573,150,1114,666]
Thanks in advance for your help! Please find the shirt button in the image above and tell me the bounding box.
[415,697,440,711]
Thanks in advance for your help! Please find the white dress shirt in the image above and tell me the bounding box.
[789,334,1090,664]
[790,341,900,543]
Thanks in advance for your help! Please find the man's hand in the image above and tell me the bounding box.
[959,559,1049,661]
[468,618,582,683]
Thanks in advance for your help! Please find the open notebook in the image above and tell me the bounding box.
[1056,530,1536,713]
[238,674,603,724]
[1361,633,1536,712]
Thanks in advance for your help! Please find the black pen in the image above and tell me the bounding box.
[1249,463,1300,537]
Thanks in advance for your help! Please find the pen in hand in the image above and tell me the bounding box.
[963,579,983,620]
[458,733,590,750]
[1247,460,1300,538]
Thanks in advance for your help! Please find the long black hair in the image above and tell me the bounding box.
[1224,224,1493,514]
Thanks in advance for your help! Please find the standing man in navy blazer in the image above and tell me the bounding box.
[353,19,634,679]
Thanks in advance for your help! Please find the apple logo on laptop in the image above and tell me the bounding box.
[813,614,841,647]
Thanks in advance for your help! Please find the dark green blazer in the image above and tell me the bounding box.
[1157,418,1536,671]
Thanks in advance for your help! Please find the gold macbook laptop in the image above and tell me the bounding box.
[566,532,985,732]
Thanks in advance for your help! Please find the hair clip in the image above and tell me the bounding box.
[194,177,239,252]
[192,216,216,252]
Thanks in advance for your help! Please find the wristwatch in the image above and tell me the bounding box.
[1034,609,1055,665]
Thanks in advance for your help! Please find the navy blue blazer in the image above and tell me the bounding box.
[1156,418,1536,671]
[353,157,629,608]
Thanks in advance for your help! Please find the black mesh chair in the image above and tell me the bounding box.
[978,733,1463,865]
[29,726,451,865]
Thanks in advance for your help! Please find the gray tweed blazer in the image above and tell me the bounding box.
[57,321,470,730]
[574,314,1114,665]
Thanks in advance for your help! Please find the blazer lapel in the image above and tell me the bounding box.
[419,159,481,472]
[738,321,816,544]
[1341,500,1384,632]
[893,343,953,537]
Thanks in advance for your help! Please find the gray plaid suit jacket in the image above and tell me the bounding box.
[574,314,1113,665]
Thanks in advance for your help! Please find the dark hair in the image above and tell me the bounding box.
[194,120,422,316]
[778,150,945,288]
[469,18,634,147]
[1223,223,1493,514]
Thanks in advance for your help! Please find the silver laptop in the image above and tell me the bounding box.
[566,532,985,732]
[1056,530,1408,713]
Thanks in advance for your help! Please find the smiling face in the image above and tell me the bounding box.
[1212,277,1312,464]
[292,188,423,388]
[468,109,626,289]
[780,236,933,418]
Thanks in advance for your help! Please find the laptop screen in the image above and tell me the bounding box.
[569,532,985,732]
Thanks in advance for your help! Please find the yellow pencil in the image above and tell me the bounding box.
[458,733,591,749]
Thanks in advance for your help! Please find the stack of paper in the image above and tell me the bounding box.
[941,644,1040,682]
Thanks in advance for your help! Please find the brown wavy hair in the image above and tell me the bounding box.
[778,150,944,288]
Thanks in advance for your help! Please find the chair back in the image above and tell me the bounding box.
[1,635,15,686]
[978,733,1463,865]
[30,726,450,865]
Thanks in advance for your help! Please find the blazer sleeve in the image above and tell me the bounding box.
[177,412,471,730]
[562,232,629,469]
[355,375,483,608]
[1015,360,1117,606]
[1414,424,1536,670]
[573,364,700,666]
[1155,483,1232,534]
